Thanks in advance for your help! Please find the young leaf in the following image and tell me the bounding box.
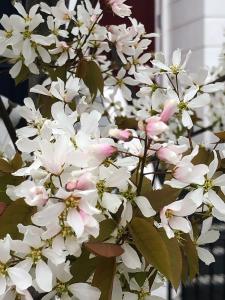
[85,242,124,258]
[181,234,199,280]
[92,257,116,300]
[70,250,98,283]
[94,219,117,242]
[15,64,30,85]
[76,60,104,98]
[0,158,14,173]
[129,217,182,289]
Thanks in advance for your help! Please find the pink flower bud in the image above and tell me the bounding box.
[157,147,179,164]
[29,186,48,206]
[109,128,132,141]
[65,181,77,192]
[92,144,118,158]
[146,116,168,139]
[66,173,95,191]
[160,99,177,123]
[157,144,188,164]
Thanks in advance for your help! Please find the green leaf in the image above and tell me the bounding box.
[38,95,56,118]
[115,117,138,130]
[76,60,104,98]
[85,242,124,258]
[45,65,67,82]
[0,174,23,205]
[159,230,182,289]
[0,153,23,174]
[70,250,98,283]
[94,219,117,242]
[76,59,88,79]
[92,257,116,300]
[0,199,34,239]
[10,153,23,171]
[15,64,30,85]
[131,173,180,212]
[0,159,14,173]
[129,217,182,289]
[133,272,148,287]
[181,234,199,280]
[191,146,213,165]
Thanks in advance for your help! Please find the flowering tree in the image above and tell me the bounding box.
[0,0,225,299]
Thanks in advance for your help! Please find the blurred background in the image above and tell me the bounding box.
[1,1,225,299]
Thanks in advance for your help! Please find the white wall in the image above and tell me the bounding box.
[157,0,225,70]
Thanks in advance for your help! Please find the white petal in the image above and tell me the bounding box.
[169,216,191,233]
[172,48,181,66]
[184,86,198,101]
[135,196,156,218]
[67,209,84,238]
[213,174,225,187]
[69,283,101,300]
[208,151,218,179]
[208,190,225,213]
[188,93,210,109]
[102,192,122,214]
[198,230,220,245]
[36,260,52,292]
[182,110,193,129]
[121,244,141,269]
[123,292,138,300]
[8,266,32,290]
[202,82,224,93]
[197,247,215,265]
[9,60,22,78]
[0,276,6,295]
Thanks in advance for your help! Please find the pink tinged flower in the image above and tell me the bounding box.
[157,144,188,165]
[66,173,95,192]
[91,144,118,159]
[160,99,177,123]
[106,0,132,18]
[109,128,133,141]
[29,186,48,206]
[145,116,168,139]
[174,162,208,185]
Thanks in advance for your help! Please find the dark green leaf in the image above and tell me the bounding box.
[70,250,98,283]
[94,219,117,242]
[115,117,138,130]
[77,60,104,98]
[15,65,30,85]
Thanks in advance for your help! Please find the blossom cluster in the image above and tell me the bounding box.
[0,0,225,299]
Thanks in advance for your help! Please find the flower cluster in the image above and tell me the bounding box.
[0,0,225,299]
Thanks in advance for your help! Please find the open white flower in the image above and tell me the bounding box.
[160,193,197,239]
[152,48,191,75]
[0,236,32,295]
[195,218,220,266]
